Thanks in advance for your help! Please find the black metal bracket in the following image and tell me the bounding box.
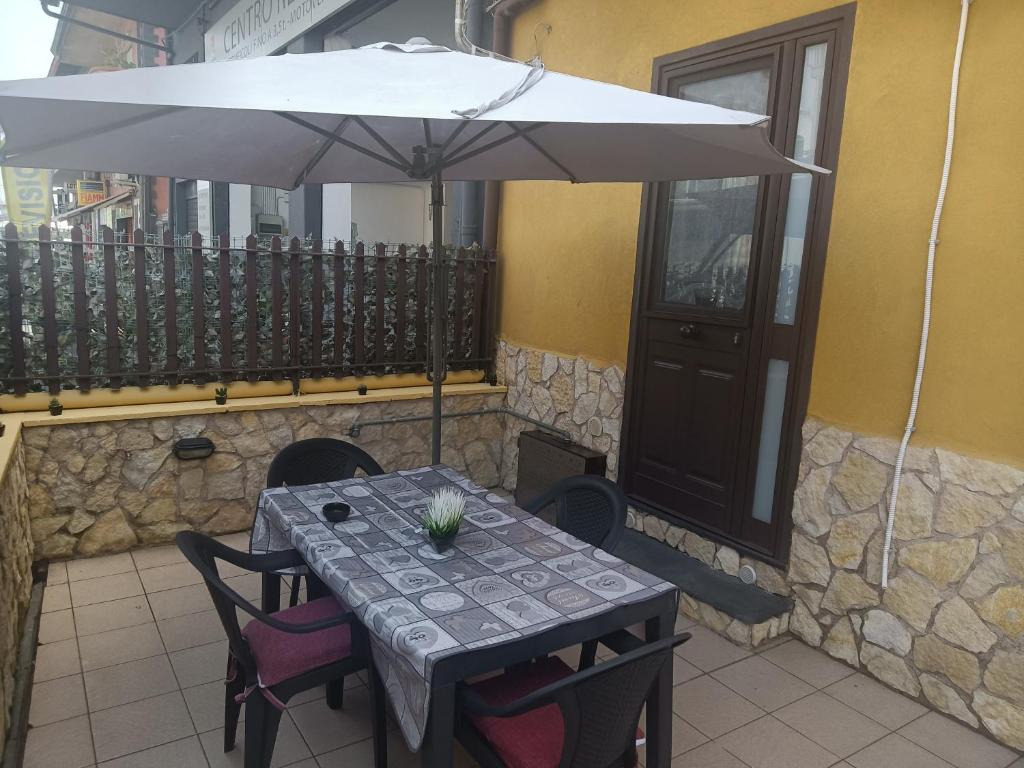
[40,1,174,59]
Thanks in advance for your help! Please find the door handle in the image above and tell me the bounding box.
[680,323,699,339]
[733,332,743,347]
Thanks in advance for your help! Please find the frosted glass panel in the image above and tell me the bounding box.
[774,43,827,325]
[660,65,771,310]
[751,359,790,523]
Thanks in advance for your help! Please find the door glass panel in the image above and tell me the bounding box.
[774,43,828,325]
[750,358,789,523]
[659,65,771,311]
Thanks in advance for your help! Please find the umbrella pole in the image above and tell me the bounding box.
[430,170,445,465]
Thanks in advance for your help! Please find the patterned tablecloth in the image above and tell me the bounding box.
[252,465,675,750]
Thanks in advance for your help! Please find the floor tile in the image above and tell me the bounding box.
[139,562,205,593]
[636,714,708,763]
[199,711,312,768]
[90,690,196,762]
[23,713,95,768]
[170,640,229,688]
[29,674,88,726]
[215,531,253,550]
[74,595,153,637]
[672,675,764,739]
[47,561,69,586]
[85,654,179,711]
[670,742,749,767]
[147,583,213,620]
[774,691,889,758]
[711,656,814,711]
[717,715,838,768]
[224,572,265,602]
[79,622,165,671]
[675,613,696,632]
[289,685,375,755]
[132,544,188,571]
[96,735,209,768]
[316,730,440,768]
[38,608,76,644]
[42,582,72,613]
[824,672,928,730]
[898,712,1020,768]
[34,637,82,682]
[158,608,227,652]
[674,626,751,672]
[70,571,145,607]
[673,655,702,686]
[759,639,855,688]
[67,553,136,582]
[183,679,243,734]
[847,733,955,768]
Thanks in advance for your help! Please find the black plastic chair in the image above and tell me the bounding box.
[523,474,627,552]
[524,475,630,670]
[455,632,690,768]
[176,532,387,768]
[260,439,385,611]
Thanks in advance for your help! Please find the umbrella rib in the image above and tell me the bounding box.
[274,112,408,173]
[441,121,548,168]
[437,120,470,156]
[350,116,412,170]
[0,105,184,162]
[441,122,500,163]
[507,122,577,182]
[422,118,432,147]
[291,116,353,189]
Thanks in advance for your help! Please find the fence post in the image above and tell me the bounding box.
[353,242,365,369]
[134,229,150,386]
[102,226,121,389]
[218,233,232,382]
[245,234,258,383]
[38,225,60,394]
[375,242,386,366]
[289,236,301,392]
[190,231,206,382]
[163,230,179,385]
[333,240,346,373]
[454,246,467,362]
[270,235,283,380]
[415,245,428,367]
[311,239,323,378]
[395,244,408,367]
[472,246,485,363]
[486,248,499,380]
[71,226,90,392]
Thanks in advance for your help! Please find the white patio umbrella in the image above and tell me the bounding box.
[0,41,827,462]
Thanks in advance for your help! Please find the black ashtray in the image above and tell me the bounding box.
[322,502,351,523]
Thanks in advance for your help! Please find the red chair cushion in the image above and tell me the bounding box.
[468,656,573,768]
[241,597,352,688]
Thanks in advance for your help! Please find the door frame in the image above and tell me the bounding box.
[620,3,856,567]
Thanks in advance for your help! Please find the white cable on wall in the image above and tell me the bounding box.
[881,0,972,589]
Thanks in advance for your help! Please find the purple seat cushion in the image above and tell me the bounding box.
[467,656,573,768]
[241,597,352,687]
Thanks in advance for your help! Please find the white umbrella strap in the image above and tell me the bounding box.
[451,63,545,120]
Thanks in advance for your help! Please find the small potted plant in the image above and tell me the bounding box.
[214,386,228,405]
[423,487,466,553]
[48,397,63,416]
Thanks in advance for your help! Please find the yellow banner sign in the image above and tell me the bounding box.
[2,166,53,229]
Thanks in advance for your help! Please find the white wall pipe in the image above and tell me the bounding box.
[881,0,972,588]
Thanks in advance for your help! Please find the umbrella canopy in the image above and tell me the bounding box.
[0,42,823,187]
[0,41,828,464]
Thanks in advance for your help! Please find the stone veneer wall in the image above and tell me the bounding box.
[0,438,32,757]
[494,339,1023,750]
[24,392,505,559]
[496,340,625,489]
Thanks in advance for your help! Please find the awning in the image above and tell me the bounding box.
[57,189,133,220]
[50,0,202,31]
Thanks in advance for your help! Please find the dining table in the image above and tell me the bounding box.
[251,464,680,767]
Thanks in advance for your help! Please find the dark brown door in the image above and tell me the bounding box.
[622,6,854,563]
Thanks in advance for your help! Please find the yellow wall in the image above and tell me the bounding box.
[499,0,1024,465]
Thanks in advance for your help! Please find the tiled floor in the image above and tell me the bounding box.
[27,538,1023,768]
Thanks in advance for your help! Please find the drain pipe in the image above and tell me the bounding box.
[348,406,570,441]
[481,0,541,250]
[881,0,972,589]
